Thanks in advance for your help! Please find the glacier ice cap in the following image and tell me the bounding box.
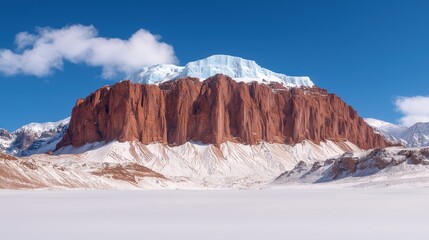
[128,54,314,87]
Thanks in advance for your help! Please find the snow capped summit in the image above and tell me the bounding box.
[401,122,429,147]
[128,55,314,87]
[365,118,407,145]
[128,64,184,85]
[365,118,407,137]
[14,117,70,135]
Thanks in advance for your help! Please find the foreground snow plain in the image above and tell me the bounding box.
[1,188,428,240]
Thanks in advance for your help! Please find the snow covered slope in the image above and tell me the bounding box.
[0,140,357,189]
[365,118,407,144]
[0,118,69,156]
[3,138,429,189]
[365,118,429,147]
[129,55,314,87]
[365,118,407,136]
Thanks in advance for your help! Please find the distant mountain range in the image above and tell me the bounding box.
[0,118,69,156]
[365,118,429,147]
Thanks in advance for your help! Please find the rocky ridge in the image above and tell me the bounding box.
[274,147,429,185]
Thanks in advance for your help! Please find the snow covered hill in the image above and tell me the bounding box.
[365,118,429,147]
[0,118,69,156]
[3,138,429,189]
[128,55,314,87]
[0,140,358,189]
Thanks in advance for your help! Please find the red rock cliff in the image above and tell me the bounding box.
[57,74,389,150]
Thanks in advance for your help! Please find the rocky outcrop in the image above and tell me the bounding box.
[57,74,389,150]
[0,129,13,140]
[328,153,358,179]
[0,152,17,161]
[92,163,166,184]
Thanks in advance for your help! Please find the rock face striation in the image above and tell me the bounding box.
[57,74,389,150]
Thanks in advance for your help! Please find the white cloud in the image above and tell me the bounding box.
[0,25,177,79]
[395,96,429,126]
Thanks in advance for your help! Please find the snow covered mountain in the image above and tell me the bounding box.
[364,118,407,136]
[365,118,429,147]
[128,55,314,87]
[0,118,69,156]
[364,118,407,144]
[3,54,428,189]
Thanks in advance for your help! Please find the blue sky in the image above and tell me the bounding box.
[1,0,429,131]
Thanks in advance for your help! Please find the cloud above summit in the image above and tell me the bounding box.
[395,96,429,126]
[0,25,177,79]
